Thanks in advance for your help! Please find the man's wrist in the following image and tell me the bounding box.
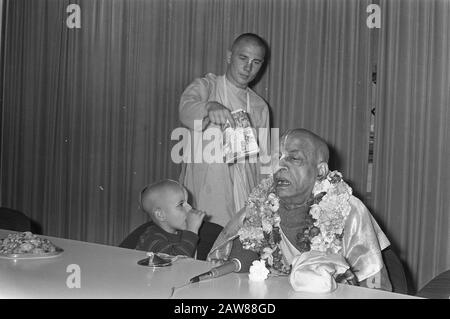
[186,226,200,234]
[206,101,222,113]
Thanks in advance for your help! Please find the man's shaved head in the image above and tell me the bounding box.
[231,33,267,56]
[281,129,329,165]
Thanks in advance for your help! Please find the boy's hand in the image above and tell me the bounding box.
[186,209,206,234]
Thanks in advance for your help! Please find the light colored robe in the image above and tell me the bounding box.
[179,73,270,227]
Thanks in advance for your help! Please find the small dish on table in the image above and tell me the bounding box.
[137,252,188,267]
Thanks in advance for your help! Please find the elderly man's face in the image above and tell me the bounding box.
[274,135,318,203]
[226,41,265,89]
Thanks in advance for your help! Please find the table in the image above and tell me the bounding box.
[0,229,418,299]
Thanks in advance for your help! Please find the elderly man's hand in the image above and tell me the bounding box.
[335,268,358,285]
[206,101,235,128]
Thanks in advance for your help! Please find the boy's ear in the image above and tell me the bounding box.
[153,208,166,222]
[317,162,329,179]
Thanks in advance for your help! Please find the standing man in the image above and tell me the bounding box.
[179,33,271,227]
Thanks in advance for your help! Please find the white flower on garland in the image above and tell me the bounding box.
[249,259,270,281]
[239,227,264,250]
[312,178,332,196]
[267,193,280,212]
[261,218,273,233]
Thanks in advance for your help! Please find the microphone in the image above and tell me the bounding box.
[190,258,242,283]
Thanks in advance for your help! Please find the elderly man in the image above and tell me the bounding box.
[179,33,271,227]
[208,129,392,292]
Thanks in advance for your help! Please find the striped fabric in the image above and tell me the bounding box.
[136,224,198,257]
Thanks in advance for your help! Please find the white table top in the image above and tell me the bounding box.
[0,229,418,299]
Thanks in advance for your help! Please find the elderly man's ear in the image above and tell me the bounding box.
[317,162,329,179]
[226,50,232,64]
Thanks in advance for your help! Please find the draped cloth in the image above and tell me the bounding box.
[179,74,270,227]
[289,251,349,293]
[208,195,391,290]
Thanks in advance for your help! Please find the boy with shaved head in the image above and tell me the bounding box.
[136,179,205,257]
[179,33,271,227]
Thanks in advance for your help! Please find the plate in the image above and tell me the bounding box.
[137,256,172,268]
[0,246,64,260]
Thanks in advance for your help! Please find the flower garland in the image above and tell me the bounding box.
[238,176,290,274]
[238,170,352,275]
[309,171,352,254]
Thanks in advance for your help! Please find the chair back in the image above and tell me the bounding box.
[0,207,32,232]
[119,221,153,249]
[382,248,409,294]
[416,270,450,299]
[196,221,223,260]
